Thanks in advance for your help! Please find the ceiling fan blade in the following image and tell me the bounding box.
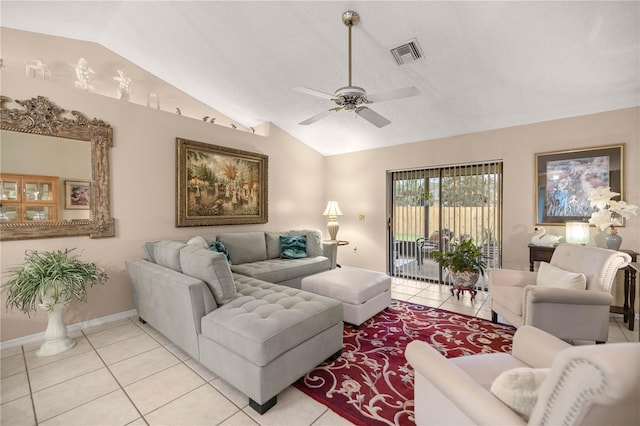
[299,109,335,125]
[365,86,420,103]
[356,107,391,128]
[294,87,336,100]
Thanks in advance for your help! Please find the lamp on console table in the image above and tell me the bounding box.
[322,200,343,241]
[565,222,590,245]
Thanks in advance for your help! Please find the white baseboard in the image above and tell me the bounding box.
[0,309,138,351]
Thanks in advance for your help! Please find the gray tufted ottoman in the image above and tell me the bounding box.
[301,266,392,326]
[198,274,344,413]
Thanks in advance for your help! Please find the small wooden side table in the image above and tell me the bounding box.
[528,244,638,334]
[326,240,349,267]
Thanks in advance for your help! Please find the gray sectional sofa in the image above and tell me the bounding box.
[215,230,337,288]
[126,230,343,413]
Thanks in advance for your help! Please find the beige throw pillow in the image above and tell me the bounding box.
[186,235,209,249]
[536,262,586,290]
[490,367,549,420]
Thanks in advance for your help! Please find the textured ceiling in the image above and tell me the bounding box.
[1,1,638,156]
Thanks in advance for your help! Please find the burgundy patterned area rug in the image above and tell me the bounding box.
[294,300,516,426]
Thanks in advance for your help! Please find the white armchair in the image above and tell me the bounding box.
[405,325,640,425]
[489,243,631,343]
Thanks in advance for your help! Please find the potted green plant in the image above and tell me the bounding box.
[432,238,487,290]
[2,249,107,356]
[417,191,433,206]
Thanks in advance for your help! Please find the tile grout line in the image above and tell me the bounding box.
[128,317,249,423]
[20,331,144,424]
[80,328,150,426]
[21,345,40,426]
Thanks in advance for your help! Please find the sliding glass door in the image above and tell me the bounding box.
[388,161,503,289]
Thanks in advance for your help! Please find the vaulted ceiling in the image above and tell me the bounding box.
[2,1,638,156]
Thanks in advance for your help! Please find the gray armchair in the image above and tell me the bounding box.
[489,243,631,343]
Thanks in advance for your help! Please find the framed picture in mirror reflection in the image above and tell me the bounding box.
[65,180,90,210]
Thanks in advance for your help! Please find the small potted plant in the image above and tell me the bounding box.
[433,238,487,295]
[2,249,107,356]
[417,191,433,206]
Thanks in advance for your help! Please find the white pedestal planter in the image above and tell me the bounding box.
[37,297,76,357]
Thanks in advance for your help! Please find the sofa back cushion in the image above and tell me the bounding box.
[265,231,288,259]
[265,229,324,259]
[147,240,188,271]
[217,232,267,265]
[180,245,237,305]
[289,229,324,257]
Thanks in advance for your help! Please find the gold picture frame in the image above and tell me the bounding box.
[176,138,268,226]
[535,144,624,225]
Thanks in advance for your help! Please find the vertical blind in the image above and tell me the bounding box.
[389,161,503,286]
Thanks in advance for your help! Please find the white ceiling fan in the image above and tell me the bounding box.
[296,10,420,128]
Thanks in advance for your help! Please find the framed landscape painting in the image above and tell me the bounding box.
[176,138,268,226]
[535,144,624,225]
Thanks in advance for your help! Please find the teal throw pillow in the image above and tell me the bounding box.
[280,235,307,259]
[209,240,232,264]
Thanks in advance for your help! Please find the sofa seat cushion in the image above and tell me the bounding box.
[230,257,330,283]
[201,276,343,366]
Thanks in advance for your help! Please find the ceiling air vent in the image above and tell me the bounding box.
[390,39,423,65]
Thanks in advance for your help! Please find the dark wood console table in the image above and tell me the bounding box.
[528,244,638,336]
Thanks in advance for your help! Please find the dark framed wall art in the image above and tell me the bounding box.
[535,144,624,225]
[176,138,268,226]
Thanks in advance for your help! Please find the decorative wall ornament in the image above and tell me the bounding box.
[74,58,95,91]
[25,60,51,80]
[176,138,268,226]
[146,92,160,109]
[113,70,131,101]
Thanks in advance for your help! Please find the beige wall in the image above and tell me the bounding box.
[0,73,327,342]
[2,71,638,342]
[325,108,639,276]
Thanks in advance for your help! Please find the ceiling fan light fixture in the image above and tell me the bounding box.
[296,10,419,128]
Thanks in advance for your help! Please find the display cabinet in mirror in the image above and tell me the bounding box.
[0,96,114,240]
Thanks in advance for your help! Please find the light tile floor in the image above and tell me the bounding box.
[2,277,638,426]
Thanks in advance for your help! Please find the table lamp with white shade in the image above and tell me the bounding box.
[322,201,343,241]
[565,221,590,245]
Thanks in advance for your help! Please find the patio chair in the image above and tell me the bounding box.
[416,229,453,265]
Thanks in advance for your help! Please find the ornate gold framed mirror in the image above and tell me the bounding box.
[0,96,114,240]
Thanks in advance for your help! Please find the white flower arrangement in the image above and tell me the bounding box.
[587,186,638,231]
